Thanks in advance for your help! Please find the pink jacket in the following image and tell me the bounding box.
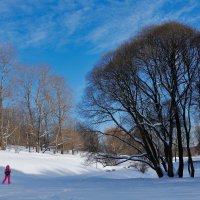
[4,165,11,176]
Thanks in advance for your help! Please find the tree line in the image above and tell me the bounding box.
[81,22,200,178]
[0,44,99,154]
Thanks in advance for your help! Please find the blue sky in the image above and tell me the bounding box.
[0,0,199,103]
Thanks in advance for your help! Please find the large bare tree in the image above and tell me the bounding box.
[81,22,200,178]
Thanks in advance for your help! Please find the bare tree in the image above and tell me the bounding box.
[15,65,36,151]
[104,127,140,156]
[81,22,200,178]
[16,65,54,152]
[15,64,73,153]
[50,75,72,154]
[77,123,101,153]
[0,43,16,150]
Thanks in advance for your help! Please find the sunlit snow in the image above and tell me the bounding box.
[0,148,200,200]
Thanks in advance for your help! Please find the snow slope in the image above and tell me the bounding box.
[0,149,200,200]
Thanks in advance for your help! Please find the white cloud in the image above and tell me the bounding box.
[84,0,166,53]
[0,0,199,52]
[63,10,83,35]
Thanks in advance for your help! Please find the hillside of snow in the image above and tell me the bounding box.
[0,149,200,200]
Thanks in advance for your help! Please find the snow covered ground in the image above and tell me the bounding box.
[0,148,200,200]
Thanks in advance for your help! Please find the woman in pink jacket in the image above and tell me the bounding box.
[2,165,11,184]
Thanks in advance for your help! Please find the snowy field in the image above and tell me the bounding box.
[0,148,200,200]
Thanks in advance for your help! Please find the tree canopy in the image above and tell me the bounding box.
[81,22,200,178]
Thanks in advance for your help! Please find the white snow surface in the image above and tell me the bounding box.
[0,148,200,200]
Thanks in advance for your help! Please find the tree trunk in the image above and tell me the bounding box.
[187,152,195,177]
[167,143,174,177]
[155,166,164,178]
[186,131,195,177]
[174,111,184,177]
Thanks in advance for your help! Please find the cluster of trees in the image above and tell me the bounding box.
[81,22,200,178]
[0,44,100,154]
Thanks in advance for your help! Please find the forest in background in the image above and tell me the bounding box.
[0,45,100,155]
